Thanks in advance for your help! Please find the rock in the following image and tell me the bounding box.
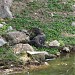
[0,0,13,18]
[0,24,3,28]
[7,26,13,31]
[0,22,6,28]
[61,47,70,53]
[45,54,56,61]
[72,4,75,11]
[25,0,37,3]
[20,29,29,35]
[27,51,49,55]
[51,13,54,17]
[13,44,34,54]
[0,37,7,46]
[5,69,13,73]
[27,51,49,62]
[19,54,31,64]
[1,22,6,25]
[27,51,55,62]
[55,52,60,57]
[44,62,49,66]
[4,31,30,45]
[71,46,75,52]
[72,22,75,26]
[49,40,60,47]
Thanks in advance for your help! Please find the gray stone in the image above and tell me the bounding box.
[19,54,31,64]
[62,47,70,53]
[56,52,60,56]
[72,4,75,11]
[72,22,75,26]
[71,46,75,52]
[0,22,6,28]
[4,31,30,45]
[25,0,37,3]
[20,29,29,35]
[0,0,13,18]
[7,26,13,31]
[45,54,56,61]
[49,40,60,47]
[0,24,3,28]
[0,37,7,46]
[27,51,56,62]
[13,44,34,54]
[1,22,6,25]
[27,51,48,62]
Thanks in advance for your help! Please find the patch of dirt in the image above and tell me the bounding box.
[11,0,74,23]
[11,1,27,14]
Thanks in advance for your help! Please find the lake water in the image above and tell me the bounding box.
[9,53,75,75]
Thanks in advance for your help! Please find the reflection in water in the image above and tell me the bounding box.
[10,53,75,75]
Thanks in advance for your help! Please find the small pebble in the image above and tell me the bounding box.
[72,22,75,26]
[7,26,13,31]
[0,24,3,28]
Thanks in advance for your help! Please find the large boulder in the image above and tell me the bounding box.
[13,43,34,54]
[4,31,30,45]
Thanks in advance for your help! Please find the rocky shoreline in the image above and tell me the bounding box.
[0,21,75,74]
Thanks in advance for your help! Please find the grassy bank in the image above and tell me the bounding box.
[0,0,75,62]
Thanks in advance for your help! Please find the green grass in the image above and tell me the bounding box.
[7,15,75,44]
[48,0,73,12]
[0,46,18,61]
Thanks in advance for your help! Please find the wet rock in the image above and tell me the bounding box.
[0,37,7,46]
[4,31,30,45]
[13,44,34,54]
[49,40,60,47]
